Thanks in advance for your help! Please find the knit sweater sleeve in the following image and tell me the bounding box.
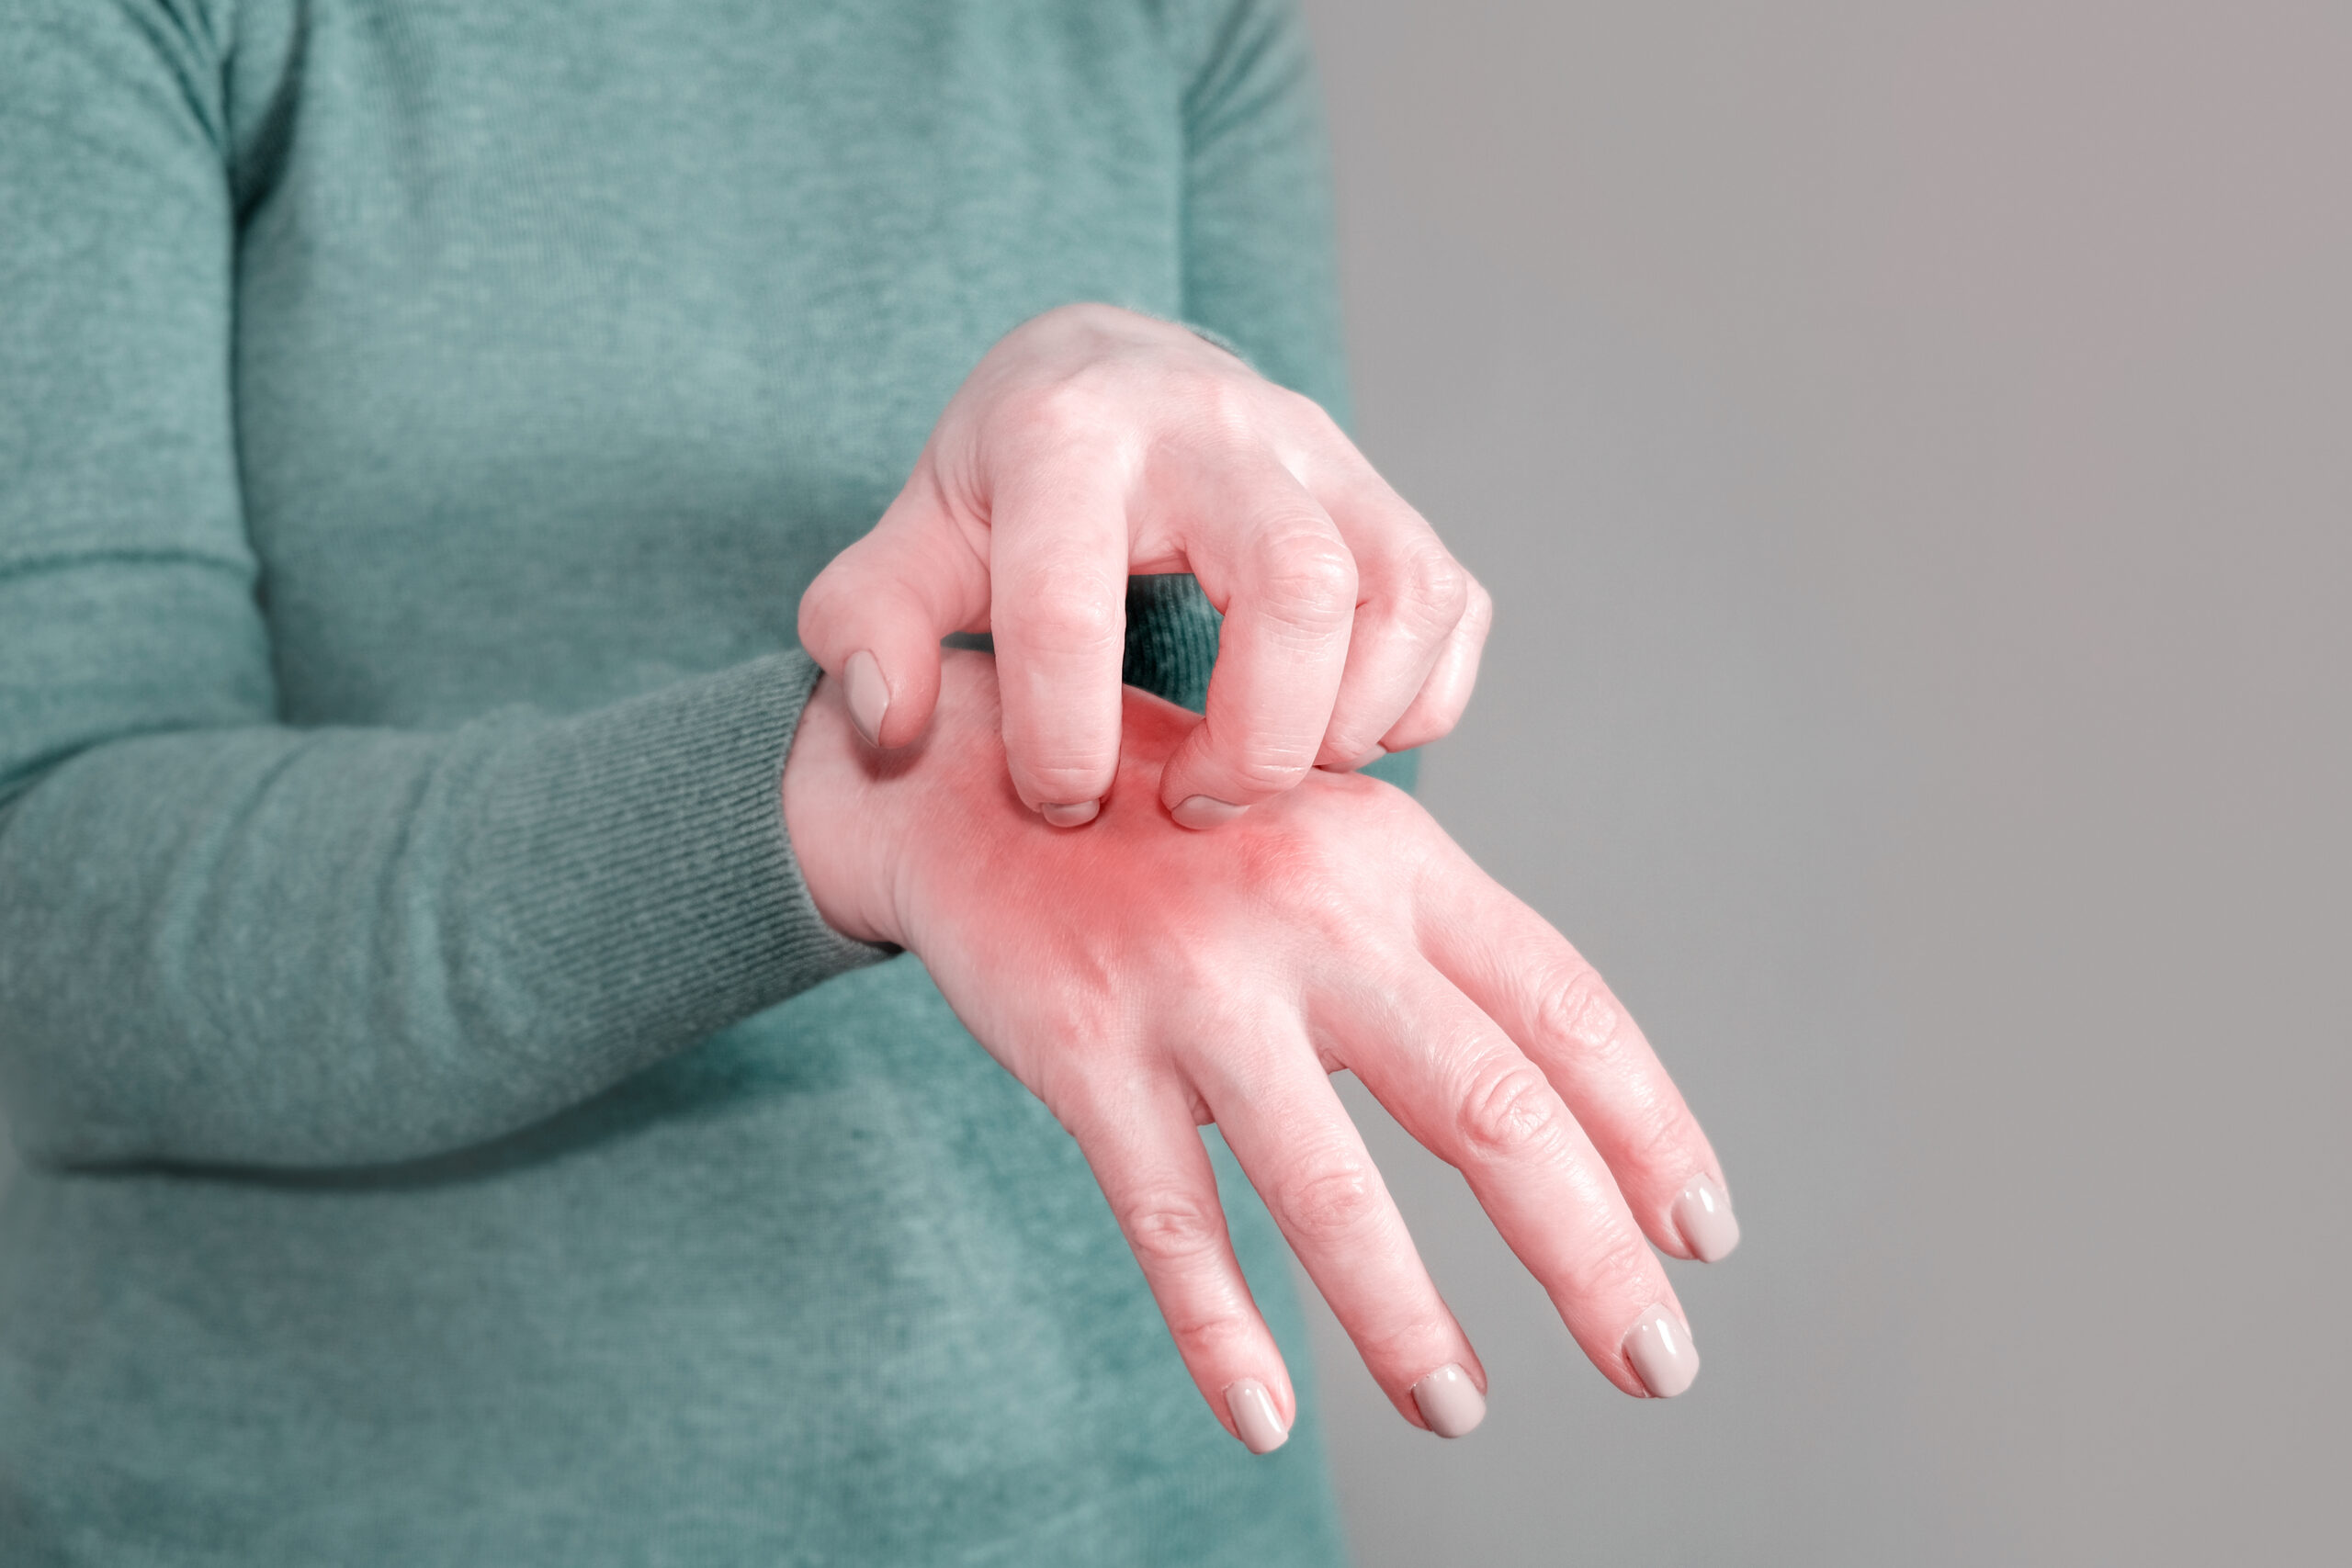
[0,0,888,1171]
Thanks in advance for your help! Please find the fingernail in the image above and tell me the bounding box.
[843,650,888,747]
[1170,795,1247,829]
[1672,1175,1741,1263]
[1317,745,1387,774]
[1039,799,1101,829]
[1622,1305,1700,1398]
[1225,1379,1290,1455]
[1410,1363,1487,1438]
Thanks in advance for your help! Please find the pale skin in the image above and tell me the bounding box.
[791,303,1733,1450]
[784,651,1735,1451]
[798,303,1495,827]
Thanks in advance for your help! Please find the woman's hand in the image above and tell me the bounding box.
[797,303,1490,830]
[784,651,1738,1452]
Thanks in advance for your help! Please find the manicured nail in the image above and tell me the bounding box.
[1170,795,1248,829]
[1039,800,1101,829]
[1622,1306,1700,1398]
[1225,1379,1290,1455]
[1410,1364,1487,1438]
[843,650,888,747]
[1672,1175,1741,1263]
[1317,745,1387,774]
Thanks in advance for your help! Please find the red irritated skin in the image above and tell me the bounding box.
[784,650,1733,1450]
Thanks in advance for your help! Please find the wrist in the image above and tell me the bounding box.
[780,669,902,946]
[781,649,1009,949]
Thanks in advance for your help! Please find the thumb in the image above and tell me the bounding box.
[797,480,990,750]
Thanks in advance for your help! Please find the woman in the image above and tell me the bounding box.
[0,0,1735,1561]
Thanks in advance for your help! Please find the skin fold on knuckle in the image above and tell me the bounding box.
[1453,1056,1574,1166]
[1248,525,1358,640]
[1120,1190,1230,1275]
[1622,1092,1706,1182]
[1004,570,1125,658]
[1389,544,1471,636]
[1533,962,1634,1066]
[1346,1309,1461,1373]
[1553,1226,1665,1318]
[1272,1159,1385,1247]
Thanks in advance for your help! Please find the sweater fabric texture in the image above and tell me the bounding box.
[0,0,1411,1561]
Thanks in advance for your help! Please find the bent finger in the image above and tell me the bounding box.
[986,459,1133,820]
[1063,1078,1299,1454]
[1156,466,1356,825]
[1329,964,1699,1399]
[1301,457,1471,770]
[1379,570,1492,754]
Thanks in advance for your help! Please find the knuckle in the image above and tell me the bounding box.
[1454,1057,1571,1163]
[1274,1161,1385,1245]
[1012,584,1124,655]
[1349,1310,1458,1368]
[1560,1227,1658,1305]
[1534,963,1623,1060]
[998,375,1116,448]
[1177,367,1260,441]
[1624,1095,1701,1169]
[1461,576,1496,637]
[1395,546,1471,630]
[1121,1190,1228,1273]
[1250,527,1358,632]
[1272,383,1340,433]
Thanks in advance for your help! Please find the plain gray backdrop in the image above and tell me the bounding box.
[0,5,2340,1564]
[1293,2,2348,1564]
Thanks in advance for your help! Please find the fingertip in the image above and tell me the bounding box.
[1622,1306,1701,1398]
[1670,1176,1741,1263]
[1409,1364,1487,1438]
[1169,795,1249,829]
[1224,1379,1292,1455]
[1316,743,1386,773]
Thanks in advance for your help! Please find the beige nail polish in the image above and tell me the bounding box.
[1622,1305,1700,1398]
[1225,1379,1290,1455]
[1170,795,1246,829]
[1410,1364,1487,1438]
[1672,1175,1741,1263]
[843,650,888,747]
[1039,800,1100,828]
[1317,745,1386,773]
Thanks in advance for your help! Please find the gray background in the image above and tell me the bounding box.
[1295,2,2348,1564]
[2,5,2341,1563]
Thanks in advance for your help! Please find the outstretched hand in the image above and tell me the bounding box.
[784,650,1737,1454]
[797,303,1490,829]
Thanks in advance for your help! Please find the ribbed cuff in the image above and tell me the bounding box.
[1123,573,1223,714]
[473,652,893,1075]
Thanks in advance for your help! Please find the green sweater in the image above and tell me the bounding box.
[0,1,1401,1560]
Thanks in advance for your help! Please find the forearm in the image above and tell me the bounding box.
[0,652,888,1170]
